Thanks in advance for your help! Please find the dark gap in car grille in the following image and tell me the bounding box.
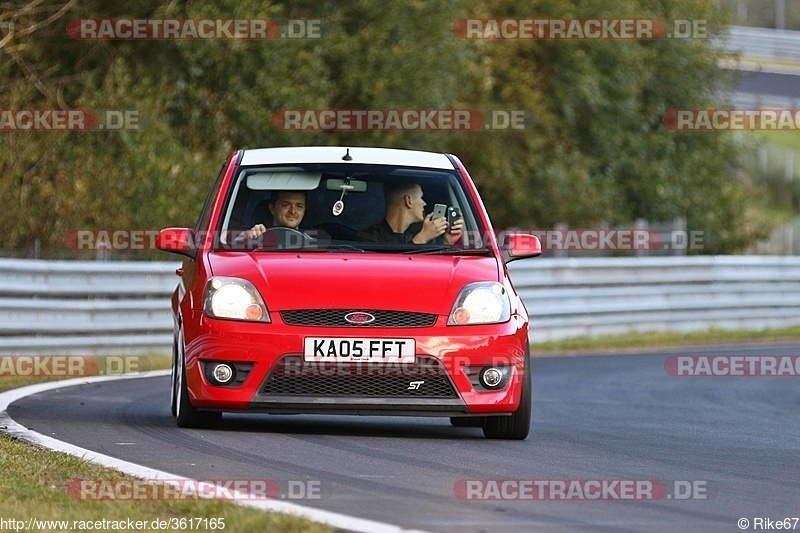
[281,310,437,328]
[260,356,458,398]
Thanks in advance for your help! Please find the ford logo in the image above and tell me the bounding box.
[344,312,376,325]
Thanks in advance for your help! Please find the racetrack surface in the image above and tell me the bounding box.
[8,343,800,532]
[735,70,800,99]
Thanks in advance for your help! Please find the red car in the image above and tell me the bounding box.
[157,147,541,439]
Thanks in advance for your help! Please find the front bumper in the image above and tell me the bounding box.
[181,309,529,416]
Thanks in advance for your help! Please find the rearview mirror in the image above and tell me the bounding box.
[326,178,367,192]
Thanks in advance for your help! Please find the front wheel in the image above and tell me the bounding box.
[170,336,179,416]
[482,351,531,440]
[175,331,222,429]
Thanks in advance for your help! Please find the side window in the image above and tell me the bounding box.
[195,162,227,232]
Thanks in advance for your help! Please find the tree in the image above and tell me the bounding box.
[0,0,759,256]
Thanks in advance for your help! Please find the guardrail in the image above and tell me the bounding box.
[509,256,800,342]
[725,25,800,61]
[2,256,799,354]
[722,26,800,109]
[0,259,176,354]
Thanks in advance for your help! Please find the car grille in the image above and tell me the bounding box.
[260,356,458,398]
[280,309,437,328]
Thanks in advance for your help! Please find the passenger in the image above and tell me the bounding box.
[357,182,462,244]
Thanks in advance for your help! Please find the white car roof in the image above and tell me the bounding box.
[240,146,455,170]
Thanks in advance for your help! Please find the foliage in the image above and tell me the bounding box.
[0,0,756,254]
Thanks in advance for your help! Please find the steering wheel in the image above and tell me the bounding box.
[267,226,312,249]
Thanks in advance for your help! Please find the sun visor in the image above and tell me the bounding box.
[245,169,322,190]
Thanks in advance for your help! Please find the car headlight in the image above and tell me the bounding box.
[448,282,510,325]
[204,277,270,322]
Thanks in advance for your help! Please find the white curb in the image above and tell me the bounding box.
[0,372,430,533]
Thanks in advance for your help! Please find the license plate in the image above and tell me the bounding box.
[304,337,416,363]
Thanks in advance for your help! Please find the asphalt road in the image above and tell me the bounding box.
[9,343,800,532]
[734,70,800,99]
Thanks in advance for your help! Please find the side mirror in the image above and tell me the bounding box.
[501,232,542,262]
[156,227,197,259]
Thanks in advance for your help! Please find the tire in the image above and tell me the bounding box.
[170,338,178,417]
[450,417,485,427]
[482,351,531,440]
[175,331,222,429]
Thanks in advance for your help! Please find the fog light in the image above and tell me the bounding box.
[212,364,234,384]
[480,367,504,389]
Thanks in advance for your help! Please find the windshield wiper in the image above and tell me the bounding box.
[405,246,492,255]
[312,244,368,252]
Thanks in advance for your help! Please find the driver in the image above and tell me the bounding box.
[245,190,307,239]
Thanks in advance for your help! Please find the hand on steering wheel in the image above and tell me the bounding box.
[267,226,312,249]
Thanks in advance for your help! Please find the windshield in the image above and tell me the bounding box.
[214,163,488,253]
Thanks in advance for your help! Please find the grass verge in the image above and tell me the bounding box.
[532,325,800,355]
[0,434,332,532]
[0,353,331,533]
[749,129,800,152]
